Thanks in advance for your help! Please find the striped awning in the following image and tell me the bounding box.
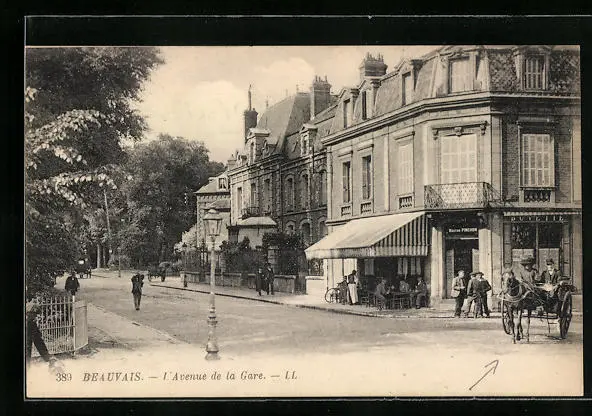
[305,211,429,259]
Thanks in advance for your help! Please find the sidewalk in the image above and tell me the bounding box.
[149,275,505,319]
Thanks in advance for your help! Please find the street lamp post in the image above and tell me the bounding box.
[181,243,188,287]
[203,208,222,360]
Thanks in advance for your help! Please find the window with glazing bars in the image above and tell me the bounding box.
[524,56,544,89]
[398,141,414,194]
[449,58,472,93]
[342,161,351,203]
[522,134,554,187]
[440,134,477,184]
[361,155,372,200]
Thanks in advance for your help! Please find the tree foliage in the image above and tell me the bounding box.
[25,47,163,293]
[119,134,225,266]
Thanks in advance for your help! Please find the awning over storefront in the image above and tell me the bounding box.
[305,211,429,259]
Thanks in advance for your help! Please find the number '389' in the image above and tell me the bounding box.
[55,373,72,382]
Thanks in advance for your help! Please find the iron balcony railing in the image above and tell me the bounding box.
[424,182,498,209]
[241,205,260,219]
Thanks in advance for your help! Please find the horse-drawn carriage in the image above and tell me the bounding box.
[499,275,575,342]
[147,262,170,282]
[74,258,92,279]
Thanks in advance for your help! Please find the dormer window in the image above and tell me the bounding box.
[514,47,550,91]
[524,55,545,90]
[218,177,227,190]
[301,133,310,156]
[343,99,351,128]
[449,58,472,93]
[249,142,255,163]
[361,91,368,120]
[402,72,413,105]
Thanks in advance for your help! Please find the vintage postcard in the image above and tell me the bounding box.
[24,41,582,398]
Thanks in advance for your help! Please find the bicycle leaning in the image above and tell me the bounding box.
[325,281,348,304]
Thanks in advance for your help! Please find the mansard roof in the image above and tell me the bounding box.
[255,92,311,147]
[328,45,580,136]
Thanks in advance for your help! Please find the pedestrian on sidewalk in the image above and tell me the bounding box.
[464,271,483,317]
[477,272,492,318]
[347,269,359,305]
[131,273,144,310]
[255,266,264,296]
[65,270,80,296]
[451,270,468,317]
[265,262,275,295]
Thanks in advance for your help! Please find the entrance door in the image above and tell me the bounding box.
[445,238,479,298]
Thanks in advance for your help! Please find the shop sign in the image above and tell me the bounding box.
[446,226,478,237]
[509,214,566,223]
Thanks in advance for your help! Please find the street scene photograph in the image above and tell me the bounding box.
[24,43,582,398]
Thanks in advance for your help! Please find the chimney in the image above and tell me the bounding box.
[310,75,332,119]
[243,85,258,141]
[227,154,237,171]
[359,53,388,82]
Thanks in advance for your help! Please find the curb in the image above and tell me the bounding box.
[152,283,577,319]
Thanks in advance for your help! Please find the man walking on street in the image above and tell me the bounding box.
[451,270,468,317]
[131,273,144,311]
[65,270,80,296]
[265,262,275,295]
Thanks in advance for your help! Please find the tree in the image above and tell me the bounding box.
[25,47,163,293]
[120,134,224,266]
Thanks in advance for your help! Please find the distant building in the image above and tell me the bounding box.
[227,79,336,256]
[306,46,582,304]
[195,172,231,250]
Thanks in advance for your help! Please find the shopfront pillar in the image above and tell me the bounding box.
[429,225,444,304]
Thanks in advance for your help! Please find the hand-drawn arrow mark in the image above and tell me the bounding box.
[469,359,499,391]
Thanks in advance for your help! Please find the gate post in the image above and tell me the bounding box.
[267,245,279,271]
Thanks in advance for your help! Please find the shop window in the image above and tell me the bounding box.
[538,223,562,248]
[511,223,536,249]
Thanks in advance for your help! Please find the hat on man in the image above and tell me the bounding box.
[546,258,555,265]
[520,255,535,265]
[470,271,483,277]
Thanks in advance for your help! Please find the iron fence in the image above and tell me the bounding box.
[32,294,88,356]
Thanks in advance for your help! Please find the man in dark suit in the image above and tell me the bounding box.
[265,262,275,295]
[539,258,561,285]
[451,270,468,317]
[131,273,144,310]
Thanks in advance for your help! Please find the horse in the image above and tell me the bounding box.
[501,273,548,343]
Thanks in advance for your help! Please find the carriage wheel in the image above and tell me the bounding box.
[502,304,512,335]
[559,292,572,339]
[325,288,337,303]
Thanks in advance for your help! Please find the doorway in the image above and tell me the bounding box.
[445,238,479,298]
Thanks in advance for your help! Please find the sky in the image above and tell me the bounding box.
[134,46,438,164]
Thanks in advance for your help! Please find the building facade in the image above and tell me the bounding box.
[306,46,581,305]
[226,79,336,259]
[194,172,231,250]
